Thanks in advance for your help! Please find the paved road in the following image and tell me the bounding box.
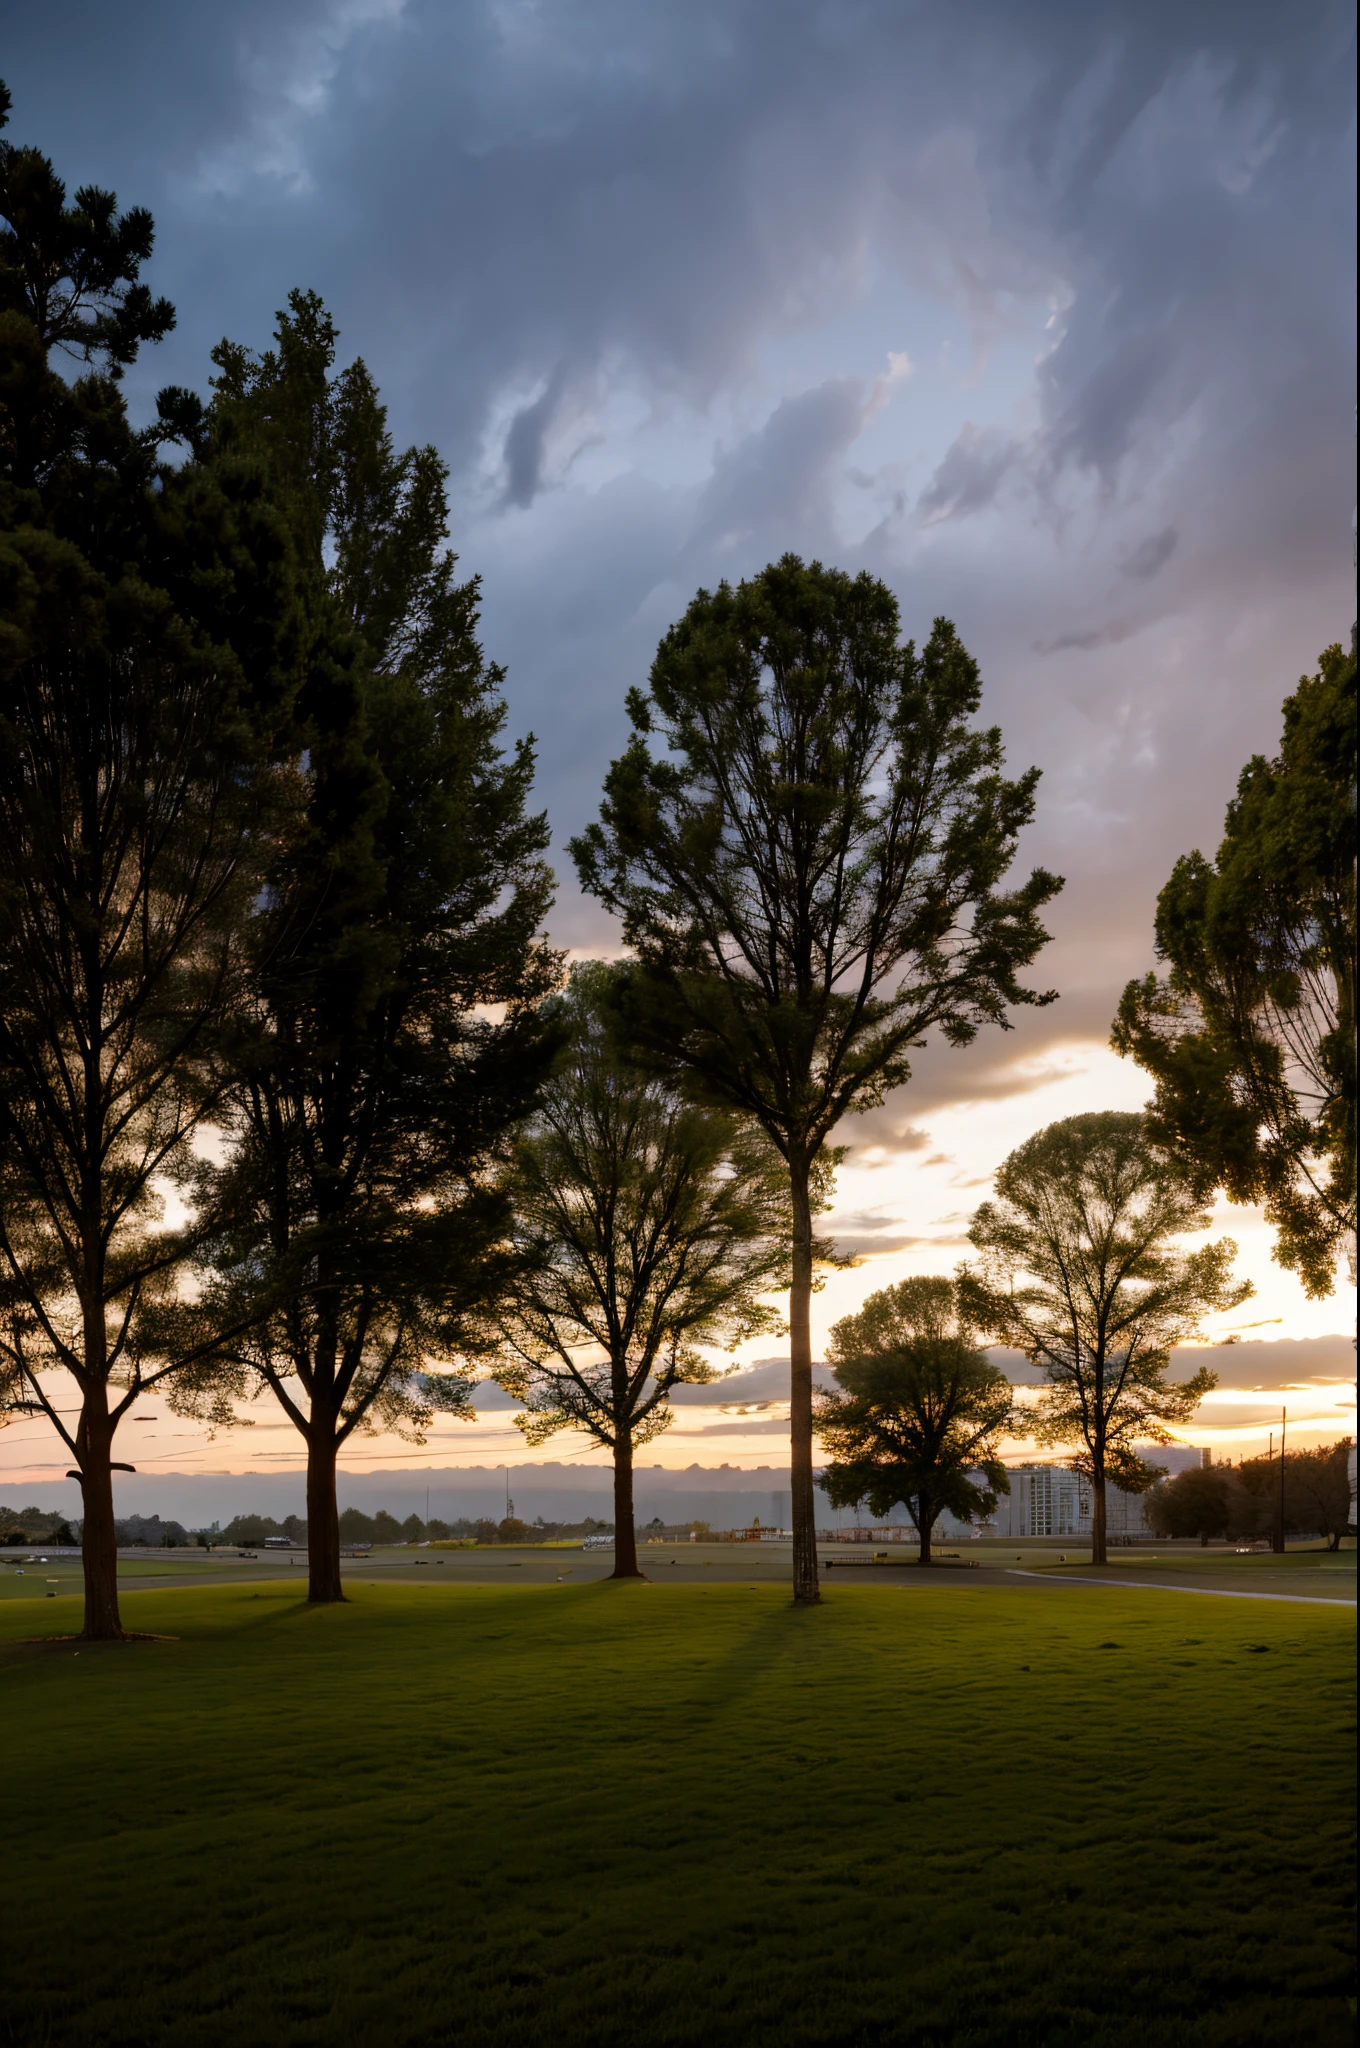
[1008,1567,1356,1606]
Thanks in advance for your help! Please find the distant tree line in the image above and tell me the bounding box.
[1146,1441,1354,1551]
[1,1504,78,1545]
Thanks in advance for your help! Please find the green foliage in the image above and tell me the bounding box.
[1280,1438,1355,1550]
[215,1515,285,1547]
[176,295,562,1586]
[113,1513,189,1548]
[1233,1439,1356,1551]
[965,1113,1247,1556]
[0,80,302,1636]
[572,555,1060,1592]
[0,1502,76,1541]
[1145,1465,1233,1543]
[0,78,174,381]
[1113,644,1357,1296]
[816,1276,1016,1553]
[496,961,789,1455]
[573,559,1061,1159]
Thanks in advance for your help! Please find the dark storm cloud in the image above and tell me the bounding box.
[501,366,569,508]
[1033,619,1140,654]
[918,425,1020,523]
[8,2,1350,465]
[1120,529,1178,581]
[688,379,867,557]
[4,0,1353,1148]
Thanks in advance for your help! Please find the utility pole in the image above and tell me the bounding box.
[1273,1407,1287,1554]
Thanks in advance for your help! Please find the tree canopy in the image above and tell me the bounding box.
[495,961,788,1577]
[0,79,300,1639]
[965,1111,1247,1564]
[815,1276,1015,1562]
[572,555,1060,1600]
[176,293,560,1602]
[1145,1464,1233,1544]
[1113,642,1356,1296]
[0,78,173,377]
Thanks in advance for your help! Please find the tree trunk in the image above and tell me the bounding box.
[77,1388,123,1640]
[306,1429,345,1603]
[611,1433,643,1579]
[1090,1466,1107,1566]
[788,1156,820,1605]
[918,1503,934,1566]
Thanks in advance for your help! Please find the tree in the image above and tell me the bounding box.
[0,81,173,376]
[814,1276,1015,1563]
[1284,1439,1355,1551]
[965,1112,1249,1565]
[572,557,1060,1601]
[1113,644,1356,1296]
[0,84,298,1640]
[1234,1439,1355,1551]
[1145,1464,1232,1544]
[177,296,561,1602]
[494,962,789,1579]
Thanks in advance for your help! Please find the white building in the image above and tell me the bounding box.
[825,1447,1209,1544]
[981,1462,1173,1542]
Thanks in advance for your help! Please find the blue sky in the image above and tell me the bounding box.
[0,1,1353,1493]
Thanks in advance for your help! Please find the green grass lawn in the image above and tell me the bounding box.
[2,1580,1353,2048]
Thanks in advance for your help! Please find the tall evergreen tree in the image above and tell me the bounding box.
[572,557,1060,1601]
[0,83,299,1639]
[179,295,560,1603]
[495,962,789,1577]
[1113,643,1357,1296]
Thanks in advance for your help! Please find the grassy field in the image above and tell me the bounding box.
[2,1578,1354,2047]
[5,1536,1353,1600]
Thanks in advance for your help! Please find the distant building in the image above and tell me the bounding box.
[982,1462,1185,1542]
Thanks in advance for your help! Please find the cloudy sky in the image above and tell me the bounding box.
[2,1,1354,1498]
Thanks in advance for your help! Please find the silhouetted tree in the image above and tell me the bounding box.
[1114,644,1356,1295]
[965,1112,1248,1565]
[177,296,561,1603]
[573,557,1060,1600]
[0,82,298,1639]
[0,81,173,376]
[495,963,788,1579]
[1284,1438,1355,1550]
[1145,1464,1232,1545]
[815,1277,1015,1562]
[1234,1438,1355,1551]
